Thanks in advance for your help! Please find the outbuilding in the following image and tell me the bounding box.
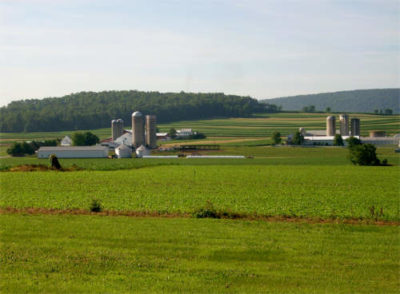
[37,146,108,158]
[115,144,132,158]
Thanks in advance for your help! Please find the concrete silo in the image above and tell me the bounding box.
[339,114,349,136]
[132,111,145,148]
[145,115,157,149]
[350,118,360,136]
[116,119,124,139]
[111,120,118,140]
[326,116,336,136]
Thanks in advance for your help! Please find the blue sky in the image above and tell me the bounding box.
[0,0,399,106]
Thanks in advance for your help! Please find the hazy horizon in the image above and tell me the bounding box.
[1,0,399,106]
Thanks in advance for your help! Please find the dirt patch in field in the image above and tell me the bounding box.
[4,164,83,172]
[1,207,397,226]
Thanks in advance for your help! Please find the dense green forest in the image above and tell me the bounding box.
[0,91,277,132]
[262,88,400,113]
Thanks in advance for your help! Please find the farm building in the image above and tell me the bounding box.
[176,128,194,138]
[60,136,72,146]
[115,144,132,158]
[37,146,108,158]
[156,132,170,140]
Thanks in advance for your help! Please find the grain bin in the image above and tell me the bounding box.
[350,118,360,136]
[339,114,349,136]
[326,116,336,136]
[115,144,132,158]
[145,115,157,149]
[132,111,145,148]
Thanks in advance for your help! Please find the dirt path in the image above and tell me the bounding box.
[1,207,397,226]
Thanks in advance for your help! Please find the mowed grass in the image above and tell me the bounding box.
[1,164,399,221]
[1,215,399,294]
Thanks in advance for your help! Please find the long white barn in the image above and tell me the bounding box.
[37,146,108,158]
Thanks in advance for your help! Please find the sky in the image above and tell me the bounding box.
[0,0,399,106]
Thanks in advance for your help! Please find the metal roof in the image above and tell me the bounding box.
[38,146,108,151]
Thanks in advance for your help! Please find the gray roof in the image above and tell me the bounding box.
[38,146,108,151]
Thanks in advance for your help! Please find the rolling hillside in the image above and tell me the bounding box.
[0,91,277,133]
[262,89,400,113]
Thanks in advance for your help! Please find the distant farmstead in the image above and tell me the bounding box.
[37,146,108,158]
[60,136,72,146]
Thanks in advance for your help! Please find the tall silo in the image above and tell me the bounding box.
[111,119,118,140]
[350,118,360,136]
[116,119,124,139]
[326,116,336,136]
[132,111,145,148]
[145,115,157,149]
[339,114,349,136]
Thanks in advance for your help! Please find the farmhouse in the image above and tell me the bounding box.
[37,146,108,158]
[60,136,72,146]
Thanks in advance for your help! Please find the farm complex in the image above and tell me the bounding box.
[1,111,399,293]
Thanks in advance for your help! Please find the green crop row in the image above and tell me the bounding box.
[1,165,399,221]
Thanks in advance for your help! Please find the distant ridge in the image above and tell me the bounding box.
[261,89,400,113]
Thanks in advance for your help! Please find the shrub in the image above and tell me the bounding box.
[49,154,62,170]
[349,143,381,166]
[90,199,102,212]
[292,131,304,145]
[7,142,35,156]
[333,134,344,146]
[346,137,362,148]
[272,131,281,145]
[72,132,99,146]
[193,201,219,219]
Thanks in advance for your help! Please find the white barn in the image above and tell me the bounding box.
[37,146,108,158]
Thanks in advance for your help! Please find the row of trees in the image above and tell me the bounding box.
[7,139,58,156]
[0,91,279,133]
[374,109,393,115]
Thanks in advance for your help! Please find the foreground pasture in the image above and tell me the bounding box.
[1,164,399,221]
[1,215,398,293]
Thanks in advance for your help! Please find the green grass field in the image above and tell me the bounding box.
[1,113,399,293]
[1,215,399,293]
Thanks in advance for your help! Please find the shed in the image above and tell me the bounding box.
[37,146,108,158]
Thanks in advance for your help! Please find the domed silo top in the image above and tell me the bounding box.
[117,119,124,123]
[132,111,143,117]
[111,119,117,123]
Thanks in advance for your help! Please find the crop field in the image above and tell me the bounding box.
[1,112,399,143]
[1,215,399,293]
[1,113,399,293]
[1,163,399,221]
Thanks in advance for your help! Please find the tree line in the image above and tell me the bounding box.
[0,91,279,133]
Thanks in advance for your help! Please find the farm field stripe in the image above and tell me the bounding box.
[1,207,398,226]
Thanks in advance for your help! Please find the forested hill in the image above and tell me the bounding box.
[261,89,400,113]
[0,91,276,132]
